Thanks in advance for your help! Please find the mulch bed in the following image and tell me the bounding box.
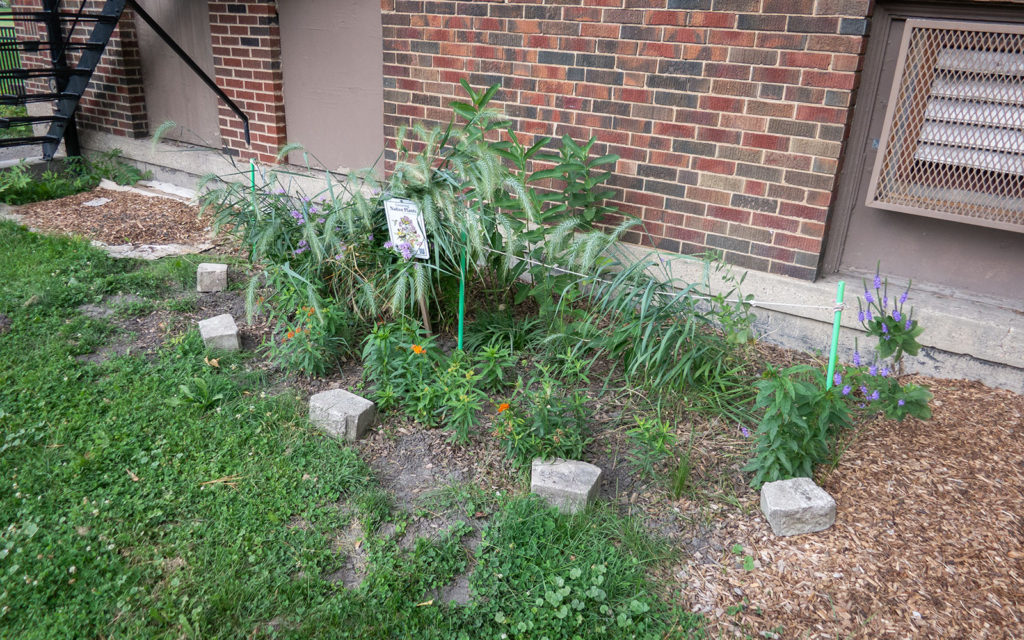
[9,187,212,246]
[15,188,1024,638]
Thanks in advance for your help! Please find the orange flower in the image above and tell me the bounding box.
[497,402,510,413]
[411,344,425,355]
[286,330,295,340]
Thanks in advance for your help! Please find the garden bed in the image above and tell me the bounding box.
[3,198,1021,637]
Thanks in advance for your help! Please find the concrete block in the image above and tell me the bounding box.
[197,314,240,351]
[309,389,376,441]
[531,459,602,514]
[760,477,836,537]
[197,263,228,292]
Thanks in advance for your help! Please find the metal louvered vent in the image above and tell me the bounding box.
[867,19,1024,232]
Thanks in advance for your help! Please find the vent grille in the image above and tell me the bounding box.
[867,19,1024,232]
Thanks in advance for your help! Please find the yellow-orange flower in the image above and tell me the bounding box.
[411,344,425,355]
[285,330,295,340]
[497,402,510,413]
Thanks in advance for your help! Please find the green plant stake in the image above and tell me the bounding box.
[457,229,467,351]
[249,159,257,219]
[825,280,845,389]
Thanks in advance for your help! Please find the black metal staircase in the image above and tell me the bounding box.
[0,0,250,161]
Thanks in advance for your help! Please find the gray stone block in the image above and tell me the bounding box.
[530,459,602,514]
[760,477,836,537]
[197,263,228,292]
[309,389,376,441]
[197,314,240,351]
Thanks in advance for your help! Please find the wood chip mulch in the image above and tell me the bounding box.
[12,187,212,246]
[684,377,1024,639]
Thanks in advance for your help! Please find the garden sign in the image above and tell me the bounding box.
[384,198,430,259]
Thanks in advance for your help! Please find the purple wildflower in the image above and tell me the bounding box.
[905,317,912,330]
[864,290,874,304]
[741,426,750,438]
[858,310,865,323]
[853,351,861,366]
[842,385,851,396]
[880,366,890,377]
[866,309,873,321]
[860,385,868,395]
[874,274,882,290]
[334,254,344,260]
[897,399,905,407]
[893,309,902,322]
[869,365,877,376]
[383,240,394,250]
[883,295,888,309]
[834,373,842,386]
[297,239,307,247]
[317,217,326,224]
[870,390,880,401]
[899,291,908,304]
[368,233,374,241]
[881,323,888,334]
[399,242,413,260]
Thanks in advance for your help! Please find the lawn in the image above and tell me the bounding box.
[0,221,704,639]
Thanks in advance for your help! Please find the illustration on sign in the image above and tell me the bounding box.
[383,198,430,260]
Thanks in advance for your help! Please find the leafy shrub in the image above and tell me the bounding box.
[1,150,150,205]
[743,360,933,488]
[265,303,355,376]
[492,367,591,467]
[361,321,486,443]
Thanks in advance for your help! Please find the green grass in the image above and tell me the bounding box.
[0,221,704,639]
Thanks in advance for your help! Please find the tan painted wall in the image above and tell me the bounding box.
[279,0,384,173]
[135,0,220,147]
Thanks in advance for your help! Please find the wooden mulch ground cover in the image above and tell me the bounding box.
[10,187,1024,638]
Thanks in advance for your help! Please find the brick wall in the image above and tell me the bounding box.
[380,0,872,279]
[208,0,286,161]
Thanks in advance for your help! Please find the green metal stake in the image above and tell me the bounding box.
[250,160,257,215]
[825,280,846,389]
[457,230,467,351]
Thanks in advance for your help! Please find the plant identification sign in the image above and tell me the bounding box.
[384,198,430,259]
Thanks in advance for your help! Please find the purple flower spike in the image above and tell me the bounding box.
[853,351,861,366]
[741,426,750,438]
[399,242,413,260]
[833,373,842,386]
[869,365,877,376]
[893,309,901,322]
[905,317,912,330]
[858,310,865,323]
[368,233,374,241]
[383,240,394,250]
[883,295,888,309]
[881,323,888,334]
[842,385,851,396]
[864,290,874,304]
[874,274,882,290]
[866,309,873,321]
[899,291,908,304]
[870,390,880,401]
[897,399,905,406]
